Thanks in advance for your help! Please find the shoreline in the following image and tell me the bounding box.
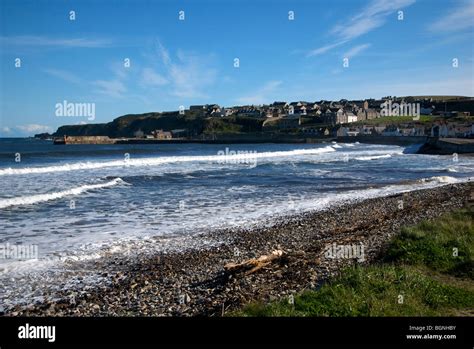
[37,135,474,155]
[2,182,473,316]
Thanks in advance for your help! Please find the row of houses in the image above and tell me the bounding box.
[189,100,380,125]
[190,99,473,122]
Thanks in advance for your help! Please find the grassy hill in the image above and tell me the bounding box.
[53,112,265,138]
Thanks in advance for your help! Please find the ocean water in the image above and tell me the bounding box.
[0,138,473,274]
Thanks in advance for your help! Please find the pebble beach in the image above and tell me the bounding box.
[2,182,472,317]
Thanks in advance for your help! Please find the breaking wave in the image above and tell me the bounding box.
[0,178,126,209]
[0,146,336,176]
[355,154,392,161]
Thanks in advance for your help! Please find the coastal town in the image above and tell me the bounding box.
[182,96,473,138]
[44,96,474,153]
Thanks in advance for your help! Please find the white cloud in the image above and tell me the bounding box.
[156,41,171,66]
[141,68,168,87]
[0,35,111,48]
[332,0,416,40]
[43,68,83,84]
[169,61,217,99]
[159,46,217,99]
[343,43,371,59]
[110,61,131,80]
[93,79,126,98]
[308,0,415,56]
[429,0,474,33]
[307,40,347,57]
[236,80,283,105]
[16,124,52,134]
[1,127,11,133]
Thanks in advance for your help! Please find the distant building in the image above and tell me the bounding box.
[322,108,345,124]
[346,112,358,123]
[153,129,172,139]
[381,125,398,136]
[272,101,289,109]
[266,107,284,118]
[224,108,235,116]
[337,127,359,136]
[207,104,221,114]
[279,115,301,129]
[356,108,379,121]
[190,105,206,111]
[236,107,262,117]
[294,105,307,115]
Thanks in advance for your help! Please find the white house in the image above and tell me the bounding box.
[346,112,358,123]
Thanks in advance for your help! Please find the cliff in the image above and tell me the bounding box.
[52,112,264,138]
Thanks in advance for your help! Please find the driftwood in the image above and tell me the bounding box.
[224,250,284,275]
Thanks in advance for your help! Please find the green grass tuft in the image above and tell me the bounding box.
[384,209,473,279]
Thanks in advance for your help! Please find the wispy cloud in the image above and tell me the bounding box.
[141,67,168,87]
[343,43,371,59]
[91,61,133,98]
[43,68,83,84]
[307,40,347,57]
[93,79,126,98]
[0,35,111,48]
[156,41,171,66]
[16,124,52,134]
[332,0,416,40]
[153,42,218,99]
[429,0,474,33]
[308,0,415,57]
[236,80,282,105]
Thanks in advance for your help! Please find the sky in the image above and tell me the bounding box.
[0,0,473,136]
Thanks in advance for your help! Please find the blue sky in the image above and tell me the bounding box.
[1,0,473,136]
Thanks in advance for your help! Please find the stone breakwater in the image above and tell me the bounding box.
[3,183,472,317]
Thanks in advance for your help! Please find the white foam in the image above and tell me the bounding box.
[0,146,336,176]
[418,176,459,184]
[0,178,126,209]
[355,154,392,161]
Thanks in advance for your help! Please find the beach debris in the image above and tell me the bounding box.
[224,250,284,275]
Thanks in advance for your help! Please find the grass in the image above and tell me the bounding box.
[234,208,474,317]
[384,209,473,279]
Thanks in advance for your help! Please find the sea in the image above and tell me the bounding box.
[0,138,473,307]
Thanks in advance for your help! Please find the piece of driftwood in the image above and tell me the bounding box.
[224,250,283,275]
